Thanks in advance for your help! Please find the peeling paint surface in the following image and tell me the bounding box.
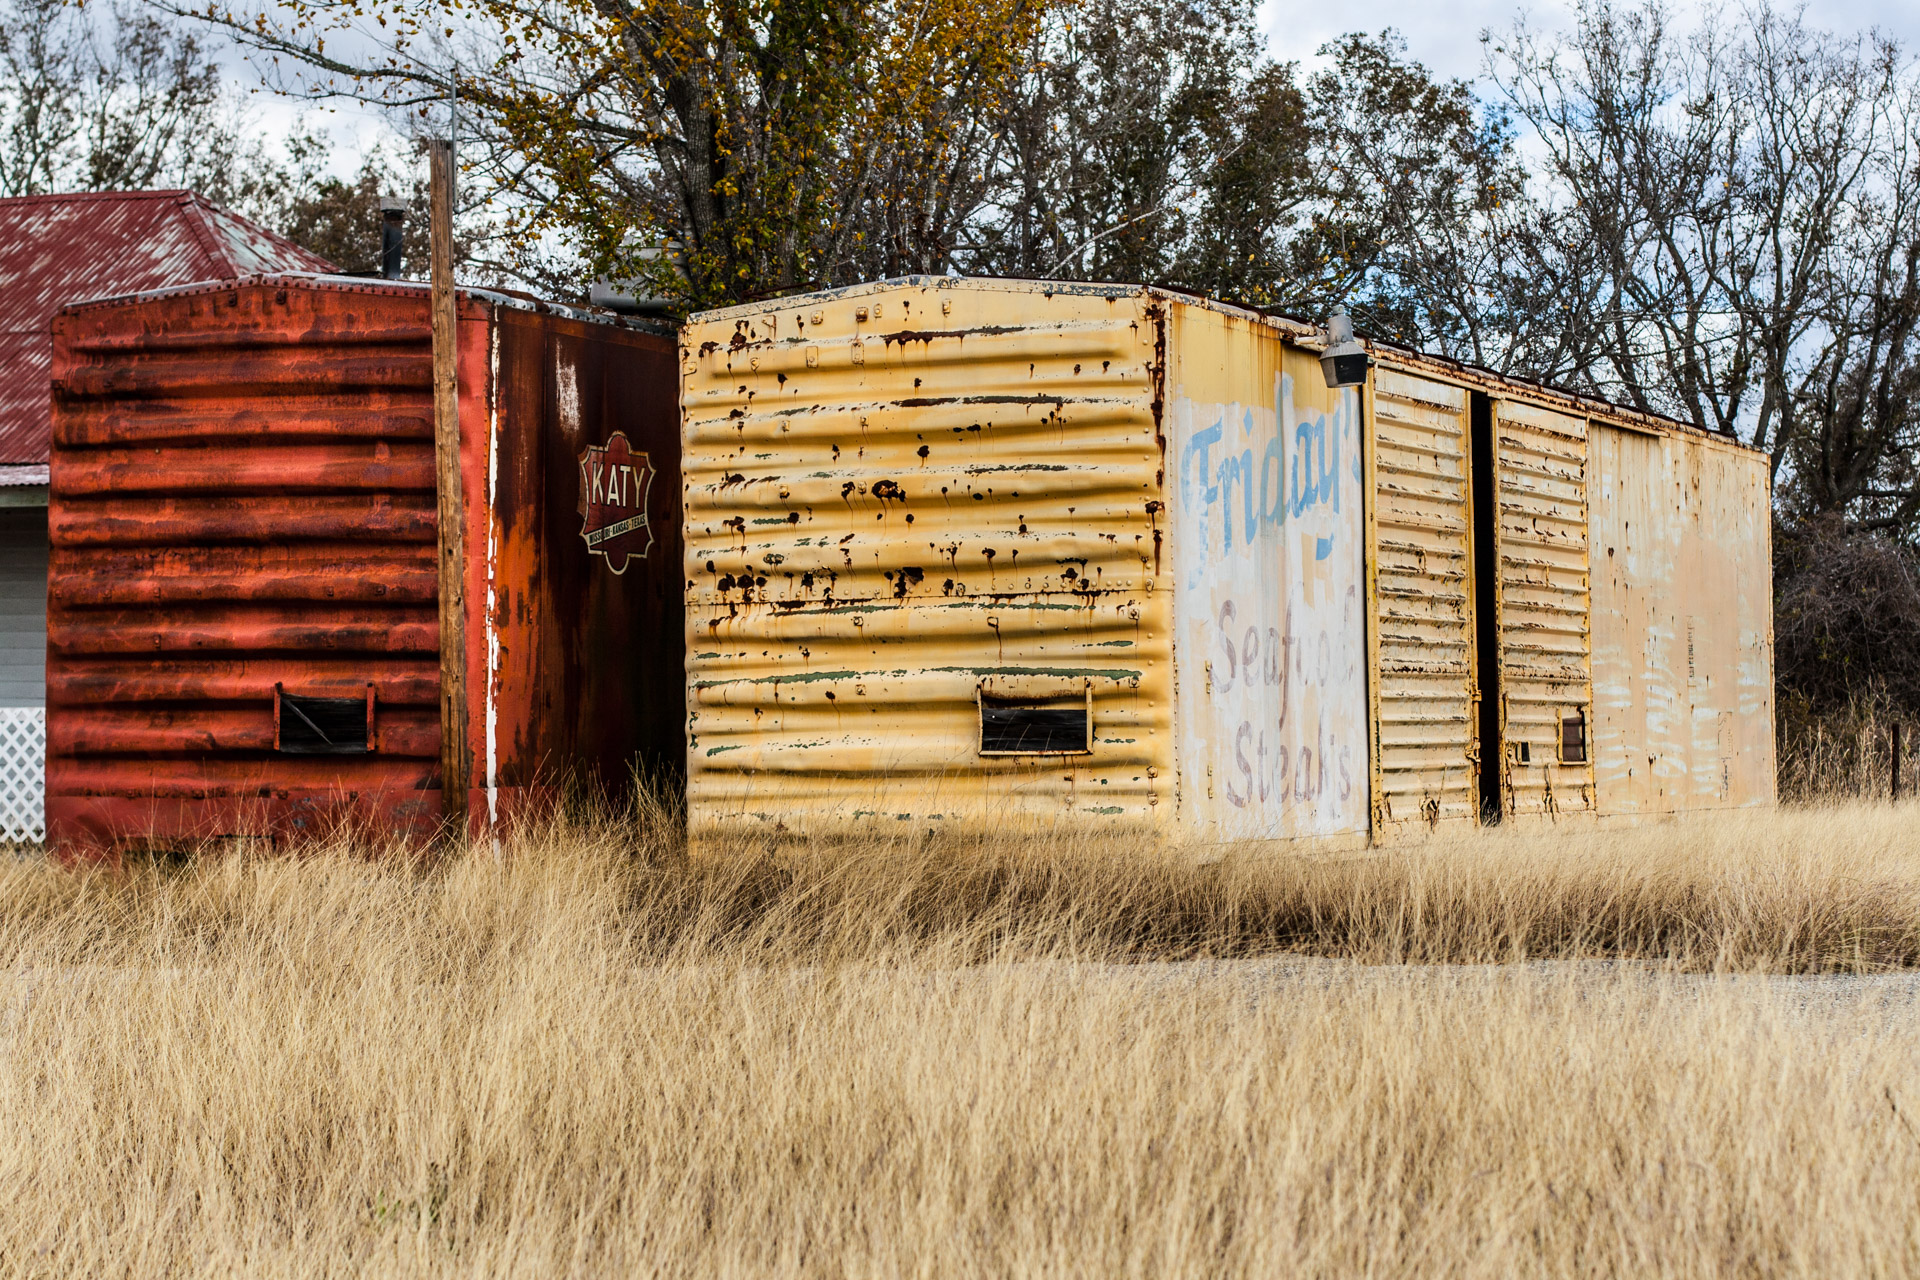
[1589,426,1775,812]
[1168,308,1368,841]
[681,275,1777,850]
[682,279,1172,842]
[1493,400,1596,820]
[1369,369,1475,834]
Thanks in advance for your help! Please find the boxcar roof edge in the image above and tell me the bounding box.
[55,272,675,337]
[685,274,1763,458]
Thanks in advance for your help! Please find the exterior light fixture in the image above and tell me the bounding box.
[1319,312,1371,388]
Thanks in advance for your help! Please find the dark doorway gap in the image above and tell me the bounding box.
[1470,390,1503,824]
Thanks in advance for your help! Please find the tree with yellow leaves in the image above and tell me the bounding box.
[179,0,1046,306]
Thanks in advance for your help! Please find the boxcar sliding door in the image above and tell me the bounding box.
[1490,399,1596,819]
[1368,368,1478,837]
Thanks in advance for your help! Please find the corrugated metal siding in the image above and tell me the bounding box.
[46,280,446,846]
[681,278,1774,849]
[0,508,47,706]
[45,276,681,850]
[1369,367,1476,832]
[1589,425,1775,812]
[682,279,1172,842]
[1494,399,1595,817]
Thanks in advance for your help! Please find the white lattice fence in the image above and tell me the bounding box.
[0,707,44,843]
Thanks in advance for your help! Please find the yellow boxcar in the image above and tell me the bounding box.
[680,278,1773,849]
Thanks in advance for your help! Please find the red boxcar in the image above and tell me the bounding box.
[46,273,682,851]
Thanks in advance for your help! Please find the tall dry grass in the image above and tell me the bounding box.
[1777,687,1916,801]
[2,800,1920,1275]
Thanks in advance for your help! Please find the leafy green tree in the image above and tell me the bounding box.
[963,0,1293,286]
[1288,33,1530,354]
[181,0,1045,307]
[959,14,1524,344]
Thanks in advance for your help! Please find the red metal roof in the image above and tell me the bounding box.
[0,190,336,468]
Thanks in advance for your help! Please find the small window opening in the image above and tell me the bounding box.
[1559,710,1588,764]
[979,686,1091,756]
[275,684,374,754]
[1516,740,1531,766]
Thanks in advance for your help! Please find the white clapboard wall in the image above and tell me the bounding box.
[0,505,47,841]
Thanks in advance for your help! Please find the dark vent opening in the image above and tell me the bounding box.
[1560,712,1588,764]
[276,688,371,754]
[980,704,1090,755]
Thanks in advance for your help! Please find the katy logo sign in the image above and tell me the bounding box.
[577,433,655,574]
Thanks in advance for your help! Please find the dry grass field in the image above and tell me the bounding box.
[3,801,1920,1276]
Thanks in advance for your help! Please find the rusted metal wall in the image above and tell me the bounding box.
[1167,303,1369,843]
[682,279,1172,843]
[48,279,444,845]
[1367,367,1476,835]
[467,307,682,828]
[1589,424,1774,812]
[1491,398,1596,820]
[47,275,679,851]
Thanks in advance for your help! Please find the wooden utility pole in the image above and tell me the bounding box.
[429,137,469,831]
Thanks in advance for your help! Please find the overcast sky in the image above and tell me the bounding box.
[1260,0,1920,84]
